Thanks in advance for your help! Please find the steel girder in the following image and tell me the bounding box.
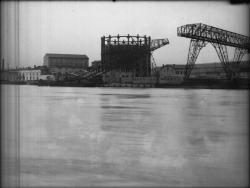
[211,43,231,80]
[178,23,250,80]
[151,53,157,75]
[150,38,169,51]
[177,23,250,50]
[233,48,248,64]
[184,39,207,80]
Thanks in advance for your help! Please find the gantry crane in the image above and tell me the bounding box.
[177,23,250,80]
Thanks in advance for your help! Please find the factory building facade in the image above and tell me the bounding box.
[18,69,41,81]
[159,61,250,84]
[1,69,41,82]
[159,64,185,84]
[43,54,89,76]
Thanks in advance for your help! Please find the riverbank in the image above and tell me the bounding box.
[1,78,249,89]
[157,78,250,89]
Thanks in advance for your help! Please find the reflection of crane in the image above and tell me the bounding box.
[177,23,250,80]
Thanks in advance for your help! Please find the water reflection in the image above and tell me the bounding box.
[100,93,151,99]
[13,86,249,186]
[99,92,153,172]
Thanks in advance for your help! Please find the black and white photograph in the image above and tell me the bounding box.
[1,0,249,187]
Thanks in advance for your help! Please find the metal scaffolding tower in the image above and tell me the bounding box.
[177,23,250,80]
[65,35,169,82]
[101,34,169,77]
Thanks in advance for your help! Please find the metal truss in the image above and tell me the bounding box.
[102,35,169,52]
[150,38,169,51]
[184,39,207,80]
[177,23,250,50]
[233,48,248,64]
[178,23,250,80]
[211,43,231,80]
[151,53,158,75]
[103,34,151,46]
[101,34,169,78]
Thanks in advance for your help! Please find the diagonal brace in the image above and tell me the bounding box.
[184,39,207,80]
[233,47,247,65]
[211,43,231,80]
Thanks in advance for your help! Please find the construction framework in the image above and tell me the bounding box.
[101,34,151,77]
[101,34,169,77]
[177,23,250,80]
[64,35,169,82]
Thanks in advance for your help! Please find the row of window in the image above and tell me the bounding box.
[160,77,181,81]
[134,77,155,81]
[49,64,86,68]
[121,75,131,78]
[24,76,39,80]
[161,70,183,75]
[48,58,87,66]
[175,71,183,74]
[20,72,40,76]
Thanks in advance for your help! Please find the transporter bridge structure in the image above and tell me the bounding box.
[177,23,250,80]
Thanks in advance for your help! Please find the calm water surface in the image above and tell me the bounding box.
[4,85,249,186]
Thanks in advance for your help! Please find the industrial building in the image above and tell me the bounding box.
[0,68,41,82]
[159,64,185,84]
[91,60,101,68]
[158,61,250,84]
[18,69,41,81]
[98,34,169,87]
[89,60,102,72]
[43,53,89,75]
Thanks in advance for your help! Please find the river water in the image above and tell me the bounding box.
[1,85,249,186]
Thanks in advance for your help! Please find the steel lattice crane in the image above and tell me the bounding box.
[177,23,250,80]
[150,38,169,51]
[150,38,169,74]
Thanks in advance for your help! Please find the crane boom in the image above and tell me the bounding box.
[150,38,169,51]
[177,23,250,51]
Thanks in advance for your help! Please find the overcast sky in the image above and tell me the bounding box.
[1,1,249,68]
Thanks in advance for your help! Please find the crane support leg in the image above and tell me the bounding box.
[184,39,207,80]
[232,48,247,78]
[233,48,247,64]
[211,43,231,80]
[151,53,157,75]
